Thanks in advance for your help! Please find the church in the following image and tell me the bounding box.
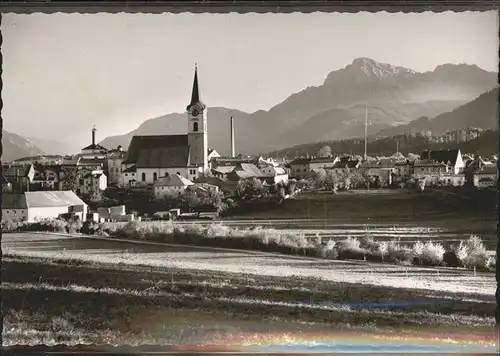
[121,65,213,186]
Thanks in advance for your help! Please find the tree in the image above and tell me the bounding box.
[361,172,376,189]
[178,190,201,212]
[286,180,297,195]
[313,168,327,188]
[60,167,79,192]
[349,170,365,189]
[416,178,426,192]
[317,145,332,158]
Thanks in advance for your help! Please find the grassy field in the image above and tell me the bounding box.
[226,189,496,224]
[2,255,498,348]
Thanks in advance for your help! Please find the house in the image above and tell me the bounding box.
[330,158,361,175]
[2,190,88,222]
[2,164,36,191]
[106,146,126,186]
[32,165,63,190]
[464,157,498,188]
[358,161,396,186]
[121,165,137,186]
[289,156,341,179]
[79,170,108,196]
[211,166,236,179]
[289,158,311,179]
[207,149,221,169]
[412,160,450,177]
[420,149,465,175]
[393,160,412,181]
[153,174,194,199]
[122,66,209,184]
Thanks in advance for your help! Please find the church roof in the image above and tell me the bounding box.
[124,135,188,164]
[186,66,206,111]
[135,146,191,168]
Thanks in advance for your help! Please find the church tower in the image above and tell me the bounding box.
[187,64,208,172]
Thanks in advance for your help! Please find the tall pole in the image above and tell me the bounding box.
[230,116,235,158]
[364,104,368,161]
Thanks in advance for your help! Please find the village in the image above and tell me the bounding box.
[1,66,498,225]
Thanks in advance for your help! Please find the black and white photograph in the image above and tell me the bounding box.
[1,5,499,353]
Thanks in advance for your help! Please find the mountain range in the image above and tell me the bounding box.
[99,57,497,156]
[2,130,45,163]
[267,87,499,158]
[5,57,498,161]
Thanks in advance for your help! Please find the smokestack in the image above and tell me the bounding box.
[230,116,235,158]
[92,126,96,146]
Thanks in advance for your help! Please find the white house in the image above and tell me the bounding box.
[153,174,194,199]
[2,191,88,222]
[79,170,108,196]
[121,165,137,187]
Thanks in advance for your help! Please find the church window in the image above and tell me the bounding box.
[142,173,146,181]
[193,122,199,132]
[153,172,158,181]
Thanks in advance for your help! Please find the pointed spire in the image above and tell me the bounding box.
[187,63,205,111]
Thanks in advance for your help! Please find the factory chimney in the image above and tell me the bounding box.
[230,116,235,157]
[92,126,96,146]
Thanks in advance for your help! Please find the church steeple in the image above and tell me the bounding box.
[187,63,205,111]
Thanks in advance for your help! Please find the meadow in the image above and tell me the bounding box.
[2,254,497,347]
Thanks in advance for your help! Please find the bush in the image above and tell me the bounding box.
[2,219,22,232]
[413,241,445,266]
[335,237,367,260]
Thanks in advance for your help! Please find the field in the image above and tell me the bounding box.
[3,189,498,351]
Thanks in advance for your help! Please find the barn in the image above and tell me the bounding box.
[2,191,88,222]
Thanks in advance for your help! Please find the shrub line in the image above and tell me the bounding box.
[3,218,495,273]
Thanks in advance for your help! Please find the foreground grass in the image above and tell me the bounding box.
[2,255,497,346]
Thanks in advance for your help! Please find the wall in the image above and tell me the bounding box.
[121,171,137,186]
[2,208,28,221]
[28,206,70,222]
[290,163,310,179]
[107,158,122,184]
[154,185,189,199]
[136,167,201,184]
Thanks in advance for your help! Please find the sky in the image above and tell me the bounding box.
[2,11,498,150]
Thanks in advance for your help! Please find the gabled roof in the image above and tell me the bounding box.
[332,160,360,169]
[122,165,137,173]
[212,166,236,175]
[413,160,448,167]
[476,165,497,175]
[310,157,337,164]
[2,191,86,209]
[82,143,107,151]
[3,164,33,177]
[154,174,194,187]
[135,146,191,168]
[420,149,460,166]
[289,157,311,165]
[78,158,105,166]
[239,163,265,177]
[125,135,188,164]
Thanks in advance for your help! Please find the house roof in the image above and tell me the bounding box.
[413,160,448,167]
[78,158,105,166]
[82,143,107,151]
[124,135,188,164]
[135,146,191,168]
[332,160,360,169]
[122,165,137,173]
[154,174,194,187]
[3,164,33,177]
[212,166,236,175]
[2,191,87,209]
[239,163,265,177]
[474,164,497,175]
[310,157,337,164]
[359,161,396,169]
[289,157,311,165]
[421,149,460,166]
